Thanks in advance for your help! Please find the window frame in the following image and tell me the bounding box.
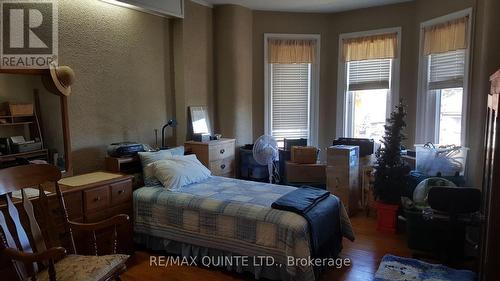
[336,27,402,139]
[264,33,320,146]
[416,8,473,146]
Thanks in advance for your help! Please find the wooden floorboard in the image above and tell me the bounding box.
[122,215,412,281]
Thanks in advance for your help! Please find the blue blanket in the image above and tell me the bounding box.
[272,187,342,258]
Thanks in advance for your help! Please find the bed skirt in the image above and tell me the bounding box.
[135,233,315,281]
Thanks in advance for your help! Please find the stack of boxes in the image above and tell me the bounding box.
[285,146,326,185]
[326,145,360,216]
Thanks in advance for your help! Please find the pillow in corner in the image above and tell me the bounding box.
[138,146,185,186]
[152,154,211,190]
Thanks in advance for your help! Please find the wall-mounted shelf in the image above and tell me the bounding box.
[0,106,45,168]
[0,149,48,162]
[0,115,35,126]
[0,64,75,174]
[0,122,34,126]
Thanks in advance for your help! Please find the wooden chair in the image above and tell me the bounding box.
[0,164,130,281]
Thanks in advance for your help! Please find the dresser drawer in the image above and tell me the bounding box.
[85,202,132,223]
[110,180,132,206]
[84,185,110,212]
[210,157,235,176]
[209,142,235,161]
[48,191,83,221]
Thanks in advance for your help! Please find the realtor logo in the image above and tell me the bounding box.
[1,0,58,69]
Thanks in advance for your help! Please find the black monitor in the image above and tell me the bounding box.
[332,138,374,157]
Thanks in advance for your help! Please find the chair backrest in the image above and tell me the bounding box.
[428,186,481,214]
[0,164,66,280]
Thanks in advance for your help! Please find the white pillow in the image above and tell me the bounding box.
[152,154,211,190]
[138,146,185,186]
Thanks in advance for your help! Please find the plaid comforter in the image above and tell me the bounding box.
[134,176,354,281]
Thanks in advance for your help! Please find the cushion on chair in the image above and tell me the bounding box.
[36,254,129,281]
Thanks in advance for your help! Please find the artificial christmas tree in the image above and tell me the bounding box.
[373,101,411,233]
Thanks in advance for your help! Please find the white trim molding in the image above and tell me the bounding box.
[336,27,402,138]
[264,33,321,147]
[415,8,473,146]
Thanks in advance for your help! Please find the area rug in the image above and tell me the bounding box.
[374,254,477,281]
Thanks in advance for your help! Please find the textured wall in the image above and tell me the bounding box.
[214,5,253,146]
[172,1,214,145]
[58,0,171,173]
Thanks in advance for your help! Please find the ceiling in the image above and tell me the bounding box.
[195,0,414,13]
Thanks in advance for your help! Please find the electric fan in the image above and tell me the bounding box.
[253,135,279,183]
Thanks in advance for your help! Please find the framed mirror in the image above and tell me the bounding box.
[189,106,211,136]
[0,67,74,175]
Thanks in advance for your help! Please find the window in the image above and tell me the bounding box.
[428,50,466,145]
[347,59,392,141]
[417,10,471,146]
[337,28,401,142]
[271,63,311,142]
[265,35,319,147]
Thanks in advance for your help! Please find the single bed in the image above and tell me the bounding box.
[133,175,354,281]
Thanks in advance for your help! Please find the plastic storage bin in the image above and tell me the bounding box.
[415,144,469,176]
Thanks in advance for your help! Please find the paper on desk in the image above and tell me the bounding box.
[11,188,50,199]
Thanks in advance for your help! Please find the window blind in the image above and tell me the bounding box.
[271,63,310,140]
[348,59,391,91]
[428,49,465,90]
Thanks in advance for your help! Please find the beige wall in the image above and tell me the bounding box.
[0,0,213,174]
[252,4,420,152]
[251,1,476,178]
[172,0,214,145]
[252,11,331,150]
[58,0,171,173]
[214,5,253,146]
[327,3,418,149]
[0,0,491,186]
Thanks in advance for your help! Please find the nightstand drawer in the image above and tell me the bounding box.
[84,185,110,212]
[110,181,132,206]
[210,157,235,176]
[209,142,235,161]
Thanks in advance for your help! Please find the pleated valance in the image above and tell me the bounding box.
[343,33,398,62]
[423,16,468,55]
[268,39,317,64]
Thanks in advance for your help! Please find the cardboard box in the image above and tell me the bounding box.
[326,164,360,216]
[327,145,359,168]
[285,161,326,184]
[291,146,318,164]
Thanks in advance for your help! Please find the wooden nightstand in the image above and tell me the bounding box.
[57,172,134,254]
[185,138,236,177]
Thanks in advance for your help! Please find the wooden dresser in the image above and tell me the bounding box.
[57,172,134,254]
[185,138,236,177]
[0,172,134,279]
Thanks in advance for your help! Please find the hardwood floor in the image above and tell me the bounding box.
[122,215,412,281]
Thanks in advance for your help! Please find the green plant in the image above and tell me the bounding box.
[373,100,411,205]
